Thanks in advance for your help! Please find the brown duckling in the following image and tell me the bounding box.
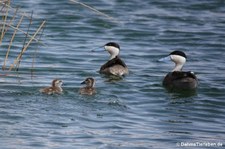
[39,79,63,95]
[79,77,96,95]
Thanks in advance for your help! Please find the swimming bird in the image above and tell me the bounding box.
[79,77,96,95]
[39,79,63,95]
[94,42,129,76]
[159,50,198,90]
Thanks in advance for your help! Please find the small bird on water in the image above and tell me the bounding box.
[79,77,96,95]
[39,79,63,95]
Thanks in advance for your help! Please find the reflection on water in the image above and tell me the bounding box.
[167,89,198,99]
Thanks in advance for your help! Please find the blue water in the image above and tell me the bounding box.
[1,0,225,148]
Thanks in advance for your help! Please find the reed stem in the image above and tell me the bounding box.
[69,0,119,23]
[0,0,10,45]
[9,20,46,71]
[2,15,24,70]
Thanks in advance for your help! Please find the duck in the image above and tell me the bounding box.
[79,77,96,95]
[39,79,63,95]
[159,50,198,90]
[94,42,129,76]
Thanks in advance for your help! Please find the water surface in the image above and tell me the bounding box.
[0,0,225,148]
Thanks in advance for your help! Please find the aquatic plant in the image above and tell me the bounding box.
[0,0,46,72]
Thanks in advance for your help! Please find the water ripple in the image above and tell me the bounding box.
[1,0,225,148]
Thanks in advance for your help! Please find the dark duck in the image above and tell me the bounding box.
[159,50,198,90]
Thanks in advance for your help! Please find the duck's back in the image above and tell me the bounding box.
[39,87,62,95]
[163,71,198,89]
[79,87,96,95]
[100,56,128,76]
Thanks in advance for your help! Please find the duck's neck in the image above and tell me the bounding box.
[55,85,63,92]
[171,55,186,72]
[107,47,119,60]
[110,54,117,60]
[172,63,183,72]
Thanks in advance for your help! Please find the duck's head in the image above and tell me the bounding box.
[159,50,187,72]
[52,79,63,88]
[170,51,186,66]
[81,77,95,88]
[104,42,120,60]
[91,42,120,60]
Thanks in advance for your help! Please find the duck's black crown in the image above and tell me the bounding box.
[170,50,187,58]
[105,42,120,49]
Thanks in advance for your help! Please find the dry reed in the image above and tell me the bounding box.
[0,0,46,72]
[9,20,46,71]
[69,0,119,23]
[2,15,24,70]
[0,0,10,45]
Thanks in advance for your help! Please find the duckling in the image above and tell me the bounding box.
[94,42,129,76]
[79,77,96,95]
[159,50,198,90]
[39,79,63,95]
